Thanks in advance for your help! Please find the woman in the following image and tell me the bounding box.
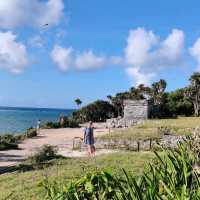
[84,121,95,156]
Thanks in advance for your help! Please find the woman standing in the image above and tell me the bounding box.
[84,121,95,156]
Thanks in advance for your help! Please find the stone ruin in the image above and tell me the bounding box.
[106,99,153,128]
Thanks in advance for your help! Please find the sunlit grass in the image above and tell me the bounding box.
[100,117,199,140]
[0,151,154,200]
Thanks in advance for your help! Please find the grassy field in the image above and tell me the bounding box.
[100,117,200,140]
[1,117,200,200]
[0,151,154,200]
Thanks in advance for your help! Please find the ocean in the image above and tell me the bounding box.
[0,107,74,135]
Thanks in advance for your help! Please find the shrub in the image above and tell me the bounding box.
[42,121,60,129]
[25,128,37,138]
[43,141,200,199]
[72,100,117,123]
[0,134,18,150]
[43,118,79,129]
[62,117,79,128]
[29,145,57,165]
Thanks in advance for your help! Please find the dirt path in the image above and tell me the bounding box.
[0,127,111,168]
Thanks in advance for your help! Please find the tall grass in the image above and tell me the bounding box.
[42,141,200,199]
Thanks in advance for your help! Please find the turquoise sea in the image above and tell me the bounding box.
[0,107,74,135]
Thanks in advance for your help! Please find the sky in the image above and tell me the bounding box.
[0,0,200,109]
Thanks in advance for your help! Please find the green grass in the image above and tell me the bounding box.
[101,117,199,140]
[0,152,154,200]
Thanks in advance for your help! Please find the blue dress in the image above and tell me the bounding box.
[84,127,94,145]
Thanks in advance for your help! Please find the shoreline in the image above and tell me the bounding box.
[0,126,110,168]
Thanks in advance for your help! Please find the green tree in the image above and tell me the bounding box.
[186,72,200,116]
[74,98,82,108]
[151,79,167,105]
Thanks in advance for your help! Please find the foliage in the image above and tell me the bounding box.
[0,134,18,150]
[74,98,82,107]
[0,152,153,199]
[43,121,61,129]
[72,100,117,123]
[25,128,37,138]
[43,171,118,200]
[42,142,200,199]
[185,72,200,116]
[28,145,57,165]
[43,117,79,129]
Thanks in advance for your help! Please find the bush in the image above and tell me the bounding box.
[61,117,79,128]
[25,128,37,138]
[0,142,18,150]
[73,100,117,123]
[42,121,60,129]
[43,118,79,129]
[0,134,18,150]
[43,142,200,199]
[29,145,57,165]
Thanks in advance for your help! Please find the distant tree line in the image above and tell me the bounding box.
[72,72,200,123]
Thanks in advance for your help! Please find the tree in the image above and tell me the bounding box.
[185,72,200,116]
[151,79,167,105]
[72,100,117,123]
[74,98,82,108]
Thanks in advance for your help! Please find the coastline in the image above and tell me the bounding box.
[0,125,110,168]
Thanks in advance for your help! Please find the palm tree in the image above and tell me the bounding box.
[186,72,200,116]
[151,79,167,105]
[74,98,82,109]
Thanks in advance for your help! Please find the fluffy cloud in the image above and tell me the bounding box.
[75,51,107,70]
[190,38,200,71]
[0,0,64,28]
[125,28,185,85]
[28,35,44,48]
[0,31,28,74]
[51,45,73,72]
[51,45,120,72]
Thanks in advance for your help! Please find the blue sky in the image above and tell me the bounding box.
[0,0,200,108]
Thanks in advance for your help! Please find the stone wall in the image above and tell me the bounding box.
[106,99,153,128]
[77,135,185,152]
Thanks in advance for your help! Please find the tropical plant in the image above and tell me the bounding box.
[43,141,200,199]
[185,72,200,116]
[28,145,57,165]
[72,100,117,123]
[74,98,82,108]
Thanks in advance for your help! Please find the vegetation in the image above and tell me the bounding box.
[74,98,82,108]
[42,142,200,199]
[100,117,198,141]
[43,117,79,129]
[72,100,117,123]
[0,134,18,150]
[0,152,153,200]
[0,128,37,151]
[28,145,58,165]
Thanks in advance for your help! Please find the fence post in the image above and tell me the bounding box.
[137,141,140,152]
[150,138,152,150]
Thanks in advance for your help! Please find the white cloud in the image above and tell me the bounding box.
[51,45,73,72]
[190,38,200,71]
[126,68,156,86]
[0,0,64,28]
[0,31,28,74]
[125,28,185,85]
[28,35,44,48]
[75,51,107,70]
[51,45,121,72]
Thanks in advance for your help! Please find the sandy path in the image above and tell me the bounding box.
[0,127,110,168]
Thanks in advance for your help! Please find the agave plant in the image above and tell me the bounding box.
[43,141,200,200]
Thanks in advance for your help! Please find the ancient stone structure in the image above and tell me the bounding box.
[106,99,153,128]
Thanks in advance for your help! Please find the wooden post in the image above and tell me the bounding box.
[137,141,140,152]
[150,138,152,150]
